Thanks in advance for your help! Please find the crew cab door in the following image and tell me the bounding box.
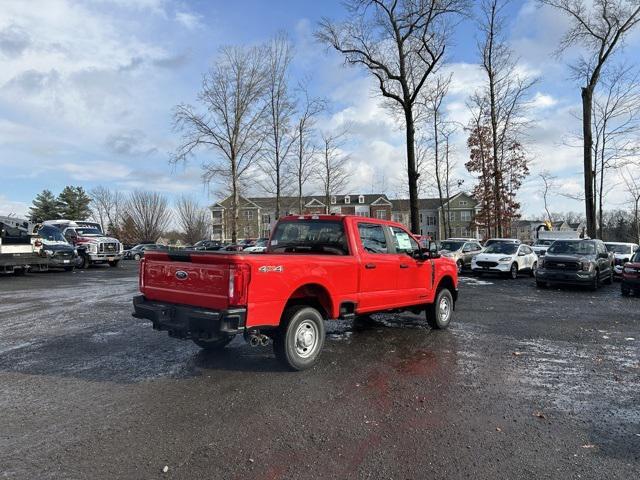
[356,222,399,311]
[390,226,431,305]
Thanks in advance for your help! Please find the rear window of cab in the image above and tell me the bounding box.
[269,220,349,255]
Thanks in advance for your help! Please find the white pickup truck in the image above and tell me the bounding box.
[43,220,123,268]
[0,216,48,274]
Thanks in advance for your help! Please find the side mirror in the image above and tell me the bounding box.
[518,251,526,256]
[598,252,609,259]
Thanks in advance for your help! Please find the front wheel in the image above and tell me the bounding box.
[603,271,613,285]
[77,253,90,269]
[509,263,518,279]
[108,260,119,268]
[530,262,537,277]
[193,337,233,351]
[426,288,453,329]
[274,306,325,371]
[133,253,141,261]
[590,272,600,291]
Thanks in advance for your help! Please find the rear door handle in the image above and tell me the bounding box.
[365,263,376,269]
[400,264,409,269]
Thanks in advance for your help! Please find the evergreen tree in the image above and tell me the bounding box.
[57,186,92,219]
[28,189,61,222]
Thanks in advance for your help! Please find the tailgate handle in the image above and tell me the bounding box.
[400,264,409,269]
[364,263,376,269]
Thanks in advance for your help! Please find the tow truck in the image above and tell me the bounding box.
[0,215,48,274]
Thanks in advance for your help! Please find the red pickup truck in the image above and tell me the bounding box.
[133,215,458,370]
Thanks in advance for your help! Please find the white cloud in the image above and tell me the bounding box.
[175,11,202,30]
[0,195,29,217]
[59,161,133,181]
[531,92,558,109]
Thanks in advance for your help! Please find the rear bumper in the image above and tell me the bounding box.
[621,276,640,288]
[132,295,246,340]
[0,253,48,271]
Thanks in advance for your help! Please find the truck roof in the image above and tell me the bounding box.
[278,214,406,229]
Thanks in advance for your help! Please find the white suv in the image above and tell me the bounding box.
[472,243,538,279]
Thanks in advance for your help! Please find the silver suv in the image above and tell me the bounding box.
[439,239,483,273]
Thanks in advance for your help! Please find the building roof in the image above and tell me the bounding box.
[390,197,460,212]
[212,193,392,212]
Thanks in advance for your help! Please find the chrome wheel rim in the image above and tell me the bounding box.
[294,320,318,358]
[438,296,451,324]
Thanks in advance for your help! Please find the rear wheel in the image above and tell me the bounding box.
[274,306,325,371]
[134,253,141,261]
[530,261,537,277]
[426,288,453,329]
[193,336,233,351]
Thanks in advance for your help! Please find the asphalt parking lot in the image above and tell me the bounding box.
[0,262,638,479]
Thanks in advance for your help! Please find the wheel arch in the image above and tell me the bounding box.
[436,275,458,303]
[283,282,335,320]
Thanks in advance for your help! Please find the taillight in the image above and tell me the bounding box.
[139,258,145,289]
[228,264,250,306]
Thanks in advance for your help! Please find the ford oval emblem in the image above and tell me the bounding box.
[175,270,188,280]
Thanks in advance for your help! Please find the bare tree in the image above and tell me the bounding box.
[592,64,640,237]
[317,0,468,233]
[292,80,326,214]
[473,0,535,236]
[176,196,209,245]
[172,45,268,243]
[539,0,640,238]
[126,191,172,243]
[90,186,124,235]
[623,167,640,243]
[317,129,352,213]
[538,170,558,223]
[258,33,297,219]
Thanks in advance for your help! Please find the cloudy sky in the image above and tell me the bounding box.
[1,0,639,219]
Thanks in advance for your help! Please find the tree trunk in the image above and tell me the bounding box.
[489,80,502,238]
[581,86,597,238]
[635,196,640,244]
[405,107,420,234]
[298,122,304,214]
[433,111,447,239]
[231,158,238,244]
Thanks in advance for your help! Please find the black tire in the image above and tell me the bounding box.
[603,271,613,285]
[621,284,631,297]
[590,271,600,291]
[456,260,463,275]
[108,260,119,268]
[13,268,27,276]
[426,288,453,330]
[64,266,74,272]
[536,280,547,289]
[509,263,518,280]
[193,336,233,351]
[273,306,325,371]
[133,253,141,261]
[78,253,90,269]
[530,261,537,277]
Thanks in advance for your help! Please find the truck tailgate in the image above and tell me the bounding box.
[140,252,231,310]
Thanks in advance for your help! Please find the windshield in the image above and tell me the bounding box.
[605,244,632,254]
[255,239,267,247]
[440,241,464,252]
[38,226,66,242]
[269,220,348,255]
[484,243,518,255]
[632,251,640,263]
[75,227,102,236]
[547,240,595,255]
[534,240,554,246]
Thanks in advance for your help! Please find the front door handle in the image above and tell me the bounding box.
[365,263,376,269]
[400,264,409,269]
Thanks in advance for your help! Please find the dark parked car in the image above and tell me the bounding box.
[38,225,78,271]
[124,243,166,260]
[621,249,640,297]
[536,239,613,290]
[191,240,222,251]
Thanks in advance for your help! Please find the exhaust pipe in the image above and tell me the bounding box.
[259,335,270,346]
[249,335,261,347]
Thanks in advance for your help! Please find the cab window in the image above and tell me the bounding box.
[391,226,419,254]
[358,223,388,254]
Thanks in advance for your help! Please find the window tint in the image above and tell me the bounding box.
[391,227,418,254]
[269,220,348,255]
[358,223,388,254]
[38,226,66,242]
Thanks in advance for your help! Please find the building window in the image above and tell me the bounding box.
[459,200,468,206]
[357,211,368,217]
[243,226,250,237]
[262,214,270,224]
[331,196,336,204]
[419,213,423,223]
[375,210,387,220]
[448,211,456,222]
[344,195,350,204]
[244,210,254,220]
[426,216,436,226]
[461,210,471,222]
[358,195,364,204]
